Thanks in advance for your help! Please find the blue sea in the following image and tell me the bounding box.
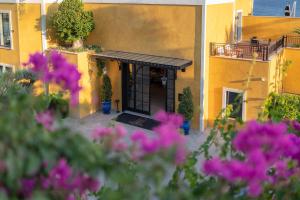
[254,0,300,17]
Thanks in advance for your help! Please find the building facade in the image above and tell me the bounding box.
[1,0,299,130]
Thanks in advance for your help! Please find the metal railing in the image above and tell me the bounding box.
[211,36,285,61]
[285,35,300,47]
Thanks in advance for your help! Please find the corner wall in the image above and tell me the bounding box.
[283,48,300,94]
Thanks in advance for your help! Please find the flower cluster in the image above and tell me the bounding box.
[20,159,100,200]
[26,51,81,106]
[35,110,55,131]
[203,121,300,197]
[92,125,128,152]
[92,111,187,165]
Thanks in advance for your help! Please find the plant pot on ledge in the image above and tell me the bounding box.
[100,74,112,115]
[72,39,83,49]
[177,87,194,135]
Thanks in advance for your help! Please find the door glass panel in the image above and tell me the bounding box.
[166,69,175,112]
[123,64,150,114]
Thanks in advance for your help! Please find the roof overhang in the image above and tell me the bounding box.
[92,50,192,70]
[4,0,234,5]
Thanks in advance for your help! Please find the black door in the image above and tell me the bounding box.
[166,69,175,112]
[122,63,150,115]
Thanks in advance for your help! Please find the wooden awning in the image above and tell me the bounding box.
[92,50,192,70]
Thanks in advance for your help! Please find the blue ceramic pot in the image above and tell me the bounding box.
[181,120,190,135]
[102,101,111,114]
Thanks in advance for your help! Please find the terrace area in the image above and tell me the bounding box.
[210,35,300,61]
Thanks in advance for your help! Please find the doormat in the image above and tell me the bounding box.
[115,113,160,131]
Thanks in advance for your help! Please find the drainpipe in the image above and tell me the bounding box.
[200,3,207,132]
[41,0,48,94]
[41,0,47,52]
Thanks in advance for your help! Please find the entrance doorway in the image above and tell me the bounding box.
[150,67,166,115]
[122,63,175,116]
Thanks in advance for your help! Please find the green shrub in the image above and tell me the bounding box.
[177,87,194,121]
[51,0,95,45]
[100,74,112,102]
[48,93,69,118]
[263,92,300,121]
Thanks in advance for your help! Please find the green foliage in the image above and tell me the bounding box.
[100,74,112,102]
[47,93,69,118]
[177,87,194,121]
[0,70,36,98]
[96,59,106,77]
[51,0,95,44]
[263,92,300,122]
[295,28,300,35]
[0,84,104,199]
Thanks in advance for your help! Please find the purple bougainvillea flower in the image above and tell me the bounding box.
[26,51,82,106]
[35,111,54,131]
[292,120,300,131]
[91,127,113,140]
[203,120,300,197]
[21,178,36,198]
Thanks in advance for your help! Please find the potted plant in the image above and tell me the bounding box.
[51,0,95,49]
[100,74,112,114]
[177,87,194,135]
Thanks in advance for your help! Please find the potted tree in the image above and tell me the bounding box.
[51,0,95,49]
[177,87,194,135]
[100,74,112,114]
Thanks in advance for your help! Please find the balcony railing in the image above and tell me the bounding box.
[285,35,300,47]
[211,36,285,61]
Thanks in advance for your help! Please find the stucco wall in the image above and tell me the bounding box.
[18,3,42,63]
[0,4,20,68]
[79,4,202,128]
[243,16,300,40]
[204,3,235,126]
[52,51,100,119]
[283,48,300,94]
[208,57,271,125]
[235,0,253,16]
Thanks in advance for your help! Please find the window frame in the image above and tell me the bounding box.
[0,63,14,73]
[235,9,243,42]
[0,10,13,49]
[222,87,246,121]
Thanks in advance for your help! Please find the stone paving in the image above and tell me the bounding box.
[63,111,208,152]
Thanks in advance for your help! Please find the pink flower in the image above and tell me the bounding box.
[292,120,300,131]
[202,121,300,197]
[48,158,73,190]
[26,51,82,106]
[35,111,54,131]
[91,127,113,140]
[21,178,36,198]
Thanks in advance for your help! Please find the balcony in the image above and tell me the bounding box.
[285,35,300,48]
[210,36,286,61]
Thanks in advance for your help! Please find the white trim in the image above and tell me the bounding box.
[199,4,207,131]
[222,87,246,121]
[41,0,47,51]
[0,63,14,73]
[0,10,13,50]
[0,0,234,5]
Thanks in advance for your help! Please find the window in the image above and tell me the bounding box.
[0,11,12,48]
[0,64,13,73]
[235,10,243,42]
[223,88,245,120]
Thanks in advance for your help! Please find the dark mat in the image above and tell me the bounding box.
[115,113,160,130]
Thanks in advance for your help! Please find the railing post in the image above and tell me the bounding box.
[210,43,215,56]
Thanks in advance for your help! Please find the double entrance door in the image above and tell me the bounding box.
[122,63,175,115]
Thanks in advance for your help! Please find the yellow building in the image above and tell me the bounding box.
[1,0,299,131]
